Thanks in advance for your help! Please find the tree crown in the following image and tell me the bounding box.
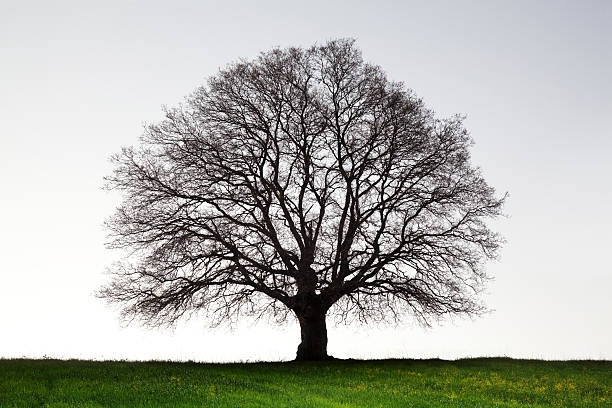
[100,39,505,328]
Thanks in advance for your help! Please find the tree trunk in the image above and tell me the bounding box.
[295,312,329,361]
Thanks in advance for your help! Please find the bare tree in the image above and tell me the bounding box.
[99,39,505,361]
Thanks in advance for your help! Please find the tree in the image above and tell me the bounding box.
[99,39,505,361]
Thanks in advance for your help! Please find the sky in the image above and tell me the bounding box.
[1,0,610,361]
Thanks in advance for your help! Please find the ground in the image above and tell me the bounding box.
[0,358,610,407]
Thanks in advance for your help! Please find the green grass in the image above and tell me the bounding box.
[0,358,610,407]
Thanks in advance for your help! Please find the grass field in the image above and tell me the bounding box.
[0,358,610,407]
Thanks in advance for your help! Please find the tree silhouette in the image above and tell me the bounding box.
[99,39,505,360]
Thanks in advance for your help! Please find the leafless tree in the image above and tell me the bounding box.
[98,39,505,361]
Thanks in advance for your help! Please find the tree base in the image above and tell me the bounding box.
[294,353,337,362]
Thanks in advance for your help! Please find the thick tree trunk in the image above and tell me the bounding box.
[296,312,329,361]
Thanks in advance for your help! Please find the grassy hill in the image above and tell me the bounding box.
[1,358,610,407]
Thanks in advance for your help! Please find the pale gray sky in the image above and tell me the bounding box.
[1,0,610,361]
